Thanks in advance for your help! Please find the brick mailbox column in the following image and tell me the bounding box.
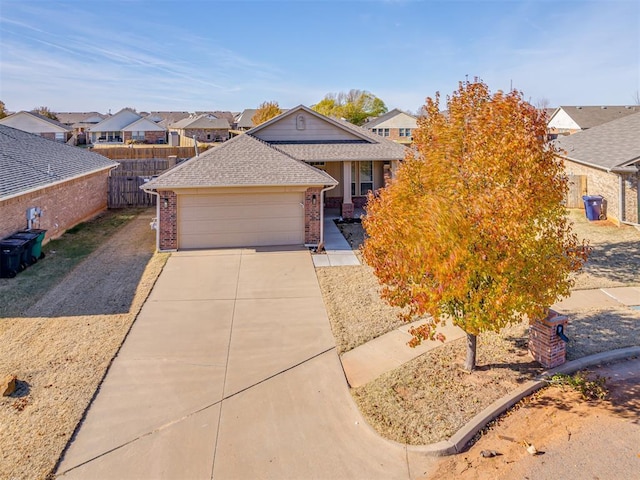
[529,309,569,368]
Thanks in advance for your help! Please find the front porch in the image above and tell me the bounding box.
[321,159,398,219]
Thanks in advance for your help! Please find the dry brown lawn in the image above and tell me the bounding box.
[0,210,168,480]
[316,208,640,446]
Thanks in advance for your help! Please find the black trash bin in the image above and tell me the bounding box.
[0,238,28,278]
[12,229,46,262]
[582,195,604,221]
[8,231,40,266]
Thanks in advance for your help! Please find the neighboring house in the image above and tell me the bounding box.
[548,105,639,138]
[142,105,406,251]
[0,125,118,241]
[234,109,257,131]
[56,112,107,144]
[557,112,640,226]
[88,108,167,144]
[145,111,191,129]
[362,108,418,145]
[0,111,73,144]
[168,114,231,145]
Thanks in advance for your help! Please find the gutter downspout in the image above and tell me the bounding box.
[318,183,337,251]
[142,187,161,251]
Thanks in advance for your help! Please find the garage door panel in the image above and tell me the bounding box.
[181,193,300,207]
[178,192,305,249]
[180,230,303,249]
[181,217,303,235]
[180,204,303,221]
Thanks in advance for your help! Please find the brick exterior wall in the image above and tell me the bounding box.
[304,187,321,245]
[158,190,178,251]
[184,128,229,143]
[325,196,368,211]
[564,159,639,224]
[0,170,110,241]
[40,132,72,143]
[145,131,167,144]
[624,172,639,224]
[529,310,568,368]
[122,131,166,144]
[341,202,354,219]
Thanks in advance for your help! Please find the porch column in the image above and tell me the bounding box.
[342,161,354,219]
[391,160,399,179]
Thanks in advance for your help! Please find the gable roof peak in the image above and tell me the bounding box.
[246,104,376,143]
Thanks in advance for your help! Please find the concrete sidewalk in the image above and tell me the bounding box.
[340,286,640,388]
[312,211,360,267]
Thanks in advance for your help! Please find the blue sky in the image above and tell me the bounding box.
[0,0,638,114]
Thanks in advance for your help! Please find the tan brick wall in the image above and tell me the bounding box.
[0,170,110,241]
[564,160,624,223]
[158,190,178,250]
[304,187,321,245]
[623,172,639,224]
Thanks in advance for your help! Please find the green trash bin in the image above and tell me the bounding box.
[0,238,27,278]
[17,229,46,260]
[8,232,39,266]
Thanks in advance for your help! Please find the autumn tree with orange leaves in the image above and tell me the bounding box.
[252,101,282,126]
[362,80,588,371]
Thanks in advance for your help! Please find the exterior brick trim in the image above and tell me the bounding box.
[158,190,178,250]
[529,310,568,368]
[305,187,321,245]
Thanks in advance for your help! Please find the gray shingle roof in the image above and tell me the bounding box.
[142,134,337,189]
[272,141,405,162]
[0,125,118,199]
[169,114,230,129]
[555,106,639,129]
[235,109,257,129]
[56,112,105,125]
[556,112,640,171]
[0,111,72,132]
[363,108,416,129]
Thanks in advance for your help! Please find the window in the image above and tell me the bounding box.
[351,161,373,196]
[132,131,145,141]
[55,132,65,142]
[207,133,211,140]
[399,128,412,137]
[359,161,373,194]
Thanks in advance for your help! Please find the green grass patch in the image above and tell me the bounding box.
[0,209,146,318]
[546,371,608,400]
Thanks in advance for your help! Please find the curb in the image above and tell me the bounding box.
[402,346,640,457]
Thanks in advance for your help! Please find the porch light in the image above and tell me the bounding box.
[312,194,317,205]
[163,198,168,208]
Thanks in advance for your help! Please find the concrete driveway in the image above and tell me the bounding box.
[56,248,436,479]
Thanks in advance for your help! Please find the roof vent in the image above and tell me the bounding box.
[601,106,607,109]
[576,106,582,109]
[625,105,632,109]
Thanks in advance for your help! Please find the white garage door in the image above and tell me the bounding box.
[178,192,305,249]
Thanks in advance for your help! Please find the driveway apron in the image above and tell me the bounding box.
[56,248,433,479]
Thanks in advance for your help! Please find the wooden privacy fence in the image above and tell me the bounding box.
[95,146,198,160]
[566,174,587,209]
[108,176,156,208]
[108,157,179,208]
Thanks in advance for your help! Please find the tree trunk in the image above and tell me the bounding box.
[464,333,477,372]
